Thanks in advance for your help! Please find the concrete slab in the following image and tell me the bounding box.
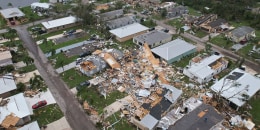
[45,117,72,130]
[25,88,56,107]
[15,70,40,83]
[103,95,133,119]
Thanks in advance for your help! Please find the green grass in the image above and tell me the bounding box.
[0,16,7,29]
[141,19,156,28]
[152,14,165,20]
[188,7,201,16]
[238,43,254,57]
[40,0,49,2]
[172,52,201,68]
[38,26,82,40]
[77,88,127,114]
[249,96,260,126]
[39,35,89,53]
[48,53,78,69]
[31,104,63,127]
[119,40,136,49]
[210,34,233,48]
[61,68,90,88]
[194,30,208,38]
[20,6,43,23]
[18,64,37,73]
[167,18,184,29]
[104,112,134,130]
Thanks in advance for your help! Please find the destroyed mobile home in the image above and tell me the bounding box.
[75,41,257,129]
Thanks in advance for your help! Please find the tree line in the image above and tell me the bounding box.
[171,0,260,29]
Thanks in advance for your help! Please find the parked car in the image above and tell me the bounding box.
[31,27,42,32]
[79,51,91,58]
[38,30,47,35]
[76,81,90,91]
[32,100,47,109]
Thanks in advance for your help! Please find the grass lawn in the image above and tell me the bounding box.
[193,30,208,38]
[31,104,63,127]
[0,16,7,29]
[20,6,43,23]
[40,0,49,2]
[141,19,156,28]
[237,43,254,57]
[119,39,136,49]
[61,68,90,88]
[38,26,83,40]
[248,97,260,126]
[167,18,183,29]
[210,34,233,48]
[188,7,201,16]
[39,35,89,53]
[48,53,78,69]
[77,88,127,114]
[172,52,201,68]
[104,112,134,130]
[18,64,37,73]
[152,14,165,20]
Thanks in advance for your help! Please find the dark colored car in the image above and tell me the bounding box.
[38,30,47,35]
[31,27,42,32]
[32,100,47,109]
[149,27,155,31]
[79,51,91,58]
[76,81,90,91]
[10,21,15,25]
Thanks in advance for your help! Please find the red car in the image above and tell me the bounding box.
[32,100,47,109]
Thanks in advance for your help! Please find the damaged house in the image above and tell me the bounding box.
[226,26,255,43]
[183,54,228,84]
[79,55,107,76]
[211,68,260,110]
[106,16,137,30]
[0,93,33,129]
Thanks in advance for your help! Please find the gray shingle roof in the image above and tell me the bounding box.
[133,30,172,46]
[106,16,136,29]
[231,26,255,38]
[99,9,123,21]
[208,18,227,28]
[168,104,224,130]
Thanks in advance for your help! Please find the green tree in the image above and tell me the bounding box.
[7,3,12,7]
[205,43,212,53]
[5,28,17,43]
[161,8,167,18]
[17,82,26,92]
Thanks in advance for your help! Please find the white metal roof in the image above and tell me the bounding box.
[0,51,12,61]
[140,114,158,130]
[187,55,222,79]
[0,73,17,94]
[0,93,33,124]
[42,16,78,29]
[162,84,183,103]
[109,23,148,38]
[151,39,196,61]
[31,2,51,9]
[0,8,25,19]
[18,121,40,130]
[211,68,260,107]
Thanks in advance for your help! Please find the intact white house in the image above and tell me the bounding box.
[211,68,260,110]
[42,16,80,32]
[183,54,228,84]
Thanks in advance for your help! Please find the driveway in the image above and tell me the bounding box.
[25,88,56,107]
[13,20,97,130]
[45,117,72,130]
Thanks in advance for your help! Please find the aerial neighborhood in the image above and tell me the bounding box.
[0,0,260,130]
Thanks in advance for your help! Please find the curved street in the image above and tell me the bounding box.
[12,22,97,130]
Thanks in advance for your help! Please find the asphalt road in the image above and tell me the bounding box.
[13,23,97,130]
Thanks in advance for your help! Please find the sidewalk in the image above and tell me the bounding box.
[45,117,72,130]
[56,61,76,74]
